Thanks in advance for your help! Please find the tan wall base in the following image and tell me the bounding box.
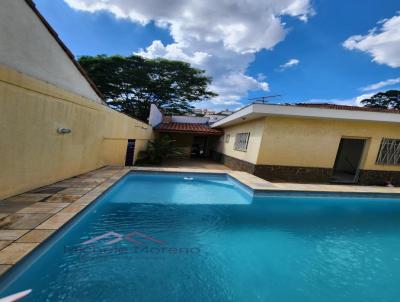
[218,153,400,185]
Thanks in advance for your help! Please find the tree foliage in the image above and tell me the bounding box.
[78,55,217,121]
[361,90,400,110]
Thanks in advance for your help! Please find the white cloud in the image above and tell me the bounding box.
[353,93,375,105]
[256,73,267,81]
[343,14,400,68]
[136,40,269,106]
[279,58,300,70]
[361,77,400,92]
[64,0,314,105]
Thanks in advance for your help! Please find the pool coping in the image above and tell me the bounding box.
[1,165,400,281]
[131,167,400,195]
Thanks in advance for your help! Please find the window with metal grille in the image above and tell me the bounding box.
[225,134,230,143]
[376,138,400,165]
[234,132,250,152]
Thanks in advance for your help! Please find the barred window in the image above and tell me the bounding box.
[234,132,250,152]
[376,138,400,165]
[225,134,230,143]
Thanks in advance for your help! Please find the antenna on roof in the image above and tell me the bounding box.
[248,95,282,104]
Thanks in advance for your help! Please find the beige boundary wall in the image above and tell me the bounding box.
[0,65,153,199]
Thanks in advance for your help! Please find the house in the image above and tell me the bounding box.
[212,103,400,185]
[149,105,223,158]
[2,0,399,201]
[0,0,152,199]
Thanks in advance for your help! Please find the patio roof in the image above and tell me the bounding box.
[154,122,223,135]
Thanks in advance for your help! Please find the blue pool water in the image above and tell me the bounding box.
[1,172,400,301]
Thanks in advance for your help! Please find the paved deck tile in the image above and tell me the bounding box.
[0,265,12,275]
[0,214,9,219]
[17,206,62,214]
[28,202,70,209]
[0,243,38,264]
[45,194,82,203]
[30,186,66,194]
[0,201,36,214]
[35,212,77,230]
[2,214,52,230]
[17,230,55,243]
[60,205,86,214]
[58,188,93,195]
[0,241,11,250]
[5,194,51,202]
[0,230,29,241]
[72,193,102,206]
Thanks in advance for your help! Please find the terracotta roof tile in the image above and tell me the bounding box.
[154,123,223,135]
[295,103,400,114]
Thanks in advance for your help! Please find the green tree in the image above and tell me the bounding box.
[361,90,400,110]
[78,55,217,121]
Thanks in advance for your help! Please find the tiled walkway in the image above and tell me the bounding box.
[1,165,400,276]
[0,166,129,275]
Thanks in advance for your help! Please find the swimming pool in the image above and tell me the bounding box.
[1,172,400,301]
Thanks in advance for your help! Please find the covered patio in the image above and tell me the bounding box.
[154,122,224,159]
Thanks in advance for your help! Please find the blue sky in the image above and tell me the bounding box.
[35,0,400,110]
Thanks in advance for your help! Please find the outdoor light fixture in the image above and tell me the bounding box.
[57,127,71,134]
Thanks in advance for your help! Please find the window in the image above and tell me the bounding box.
[376,138,400,165]
[234,132,250,152]
[225,134,230,143]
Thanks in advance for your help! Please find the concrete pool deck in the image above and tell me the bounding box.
[0,165,400,276]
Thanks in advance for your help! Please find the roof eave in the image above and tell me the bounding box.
[212,104,400,127]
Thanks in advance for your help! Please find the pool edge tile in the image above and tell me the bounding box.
[0,265,12,276]
[0,243,39,265]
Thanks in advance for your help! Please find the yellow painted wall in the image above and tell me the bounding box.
[217,118,265,164]
[0,64,153,199]
[257,116,400,171]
